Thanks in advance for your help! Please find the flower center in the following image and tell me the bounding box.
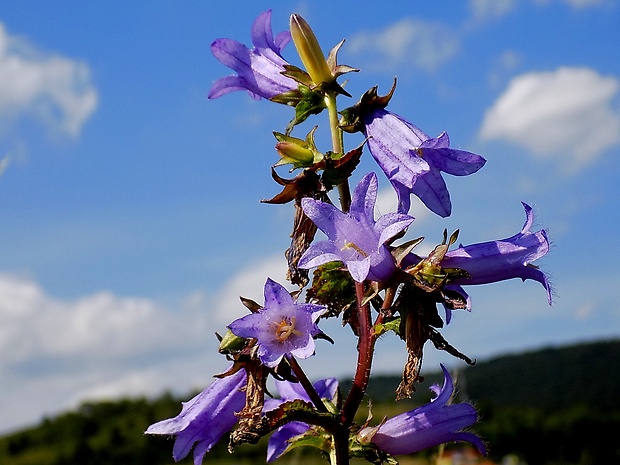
[341,241,368,257]
[274,317,302,342]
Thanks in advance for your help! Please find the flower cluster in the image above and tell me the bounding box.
[147,9,551,465]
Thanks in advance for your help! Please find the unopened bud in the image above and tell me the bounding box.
[290,14,333,86]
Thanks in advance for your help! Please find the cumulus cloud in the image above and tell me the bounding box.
[469,0,516,21]
[347,18,459,72]
[0,22,97,138]
[479,67,620,170]
[0,255,293,433]
[0,273,214,432]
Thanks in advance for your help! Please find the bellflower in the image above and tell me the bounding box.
[264,377,339,462]
[441,202,552,305]
[364,109,486,217]
[228,278,326,367]
[145,369,246,465]
[298,172,414,283]
[367,364,485,456]
[208,10,297,100]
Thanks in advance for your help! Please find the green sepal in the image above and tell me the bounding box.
[349,434,399,465]
[276,427,333,459]
[373,317,401,337]
[274,126,325,169]
[271,82,326,132]
[306,261,356,318]
[216,330,247,354]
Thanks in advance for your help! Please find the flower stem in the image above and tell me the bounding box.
[341,280,375,426]
[286,355,328,413]
[325,92,351,213]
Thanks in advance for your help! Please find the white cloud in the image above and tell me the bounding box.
[347,18,459,72]
[0,273,214,433]
[479,67,620,170]
[469,0,516,21]
[0,255,291,433]
[0,22,97,138]
[534,0,606,8]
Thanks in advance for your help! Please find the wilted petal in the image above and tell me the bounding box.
[145,369,247,464]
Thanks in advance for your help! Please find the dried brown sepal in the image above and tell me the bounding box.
[339,79,397,134]
[285,202,318,286]
[428,327,476,366]
[321,142,364,191]
[239,296,262,313]
[262,169,326,286]
[228,399,338,451]
[228,360,269,452]
[393,283,446,399]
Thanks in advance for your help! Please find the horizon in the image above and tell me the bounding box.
[1,1,619,434]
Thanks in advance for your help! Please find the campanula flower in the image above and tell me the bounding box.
[228,278,326,367]
[365,364,485,456]
[441,202,552,305]
[298,172,414,283]
[145,369,246,465]
[364,109,486,217]
[264,377,338,462]
[208,10,297,100]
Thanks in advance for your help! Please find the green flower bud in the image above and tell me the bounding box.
[289,14,333,86]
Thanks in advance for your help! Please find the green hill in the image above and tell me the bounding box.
[1,339,618,465]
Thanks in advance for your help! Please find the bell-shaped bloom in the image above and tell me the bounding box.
[228,278,326,367]
[264,377,339,462]
[208,10,297,100]
[298,172,414,283]
[363,109,486,217]
[441,202,552,305]
[368,364,485,456]
[145,369,247,465]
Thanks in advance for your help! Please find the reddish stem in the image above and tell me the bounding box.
[341,281,374,426]
[287,355,328,413]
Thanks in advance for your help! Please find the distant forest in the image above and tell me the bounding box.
[1,339,619,465]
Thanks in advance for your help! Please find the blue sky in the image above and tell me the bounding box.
[0,0,618,434]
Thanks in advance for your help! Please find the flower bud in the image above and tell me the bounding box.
[274,127,323,168]
[289,14,333,86]
[218,329,247,354]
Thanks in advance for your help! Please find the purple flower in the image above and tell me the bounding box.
[228,278,326,367]
[264,377,338,462]
[364,109,486,217]
[442,202,552,305]
[208,10,297,100]
[145,369,246,465]
[368,364,485,456]
[298,172,414,283]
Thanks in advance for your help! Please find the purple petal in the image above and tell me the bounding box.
[350,172,378,224]
[371,365,485,456]
[146,369,246,462]
[442,203,552,303]
[422,148,487,176]
[347,257,372,283]
[267,421,309,462]
[411,167,452,218]
[298,241,342,269]
[301,197,348,239]
[375,213,415,246]
[264,277,294,308]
